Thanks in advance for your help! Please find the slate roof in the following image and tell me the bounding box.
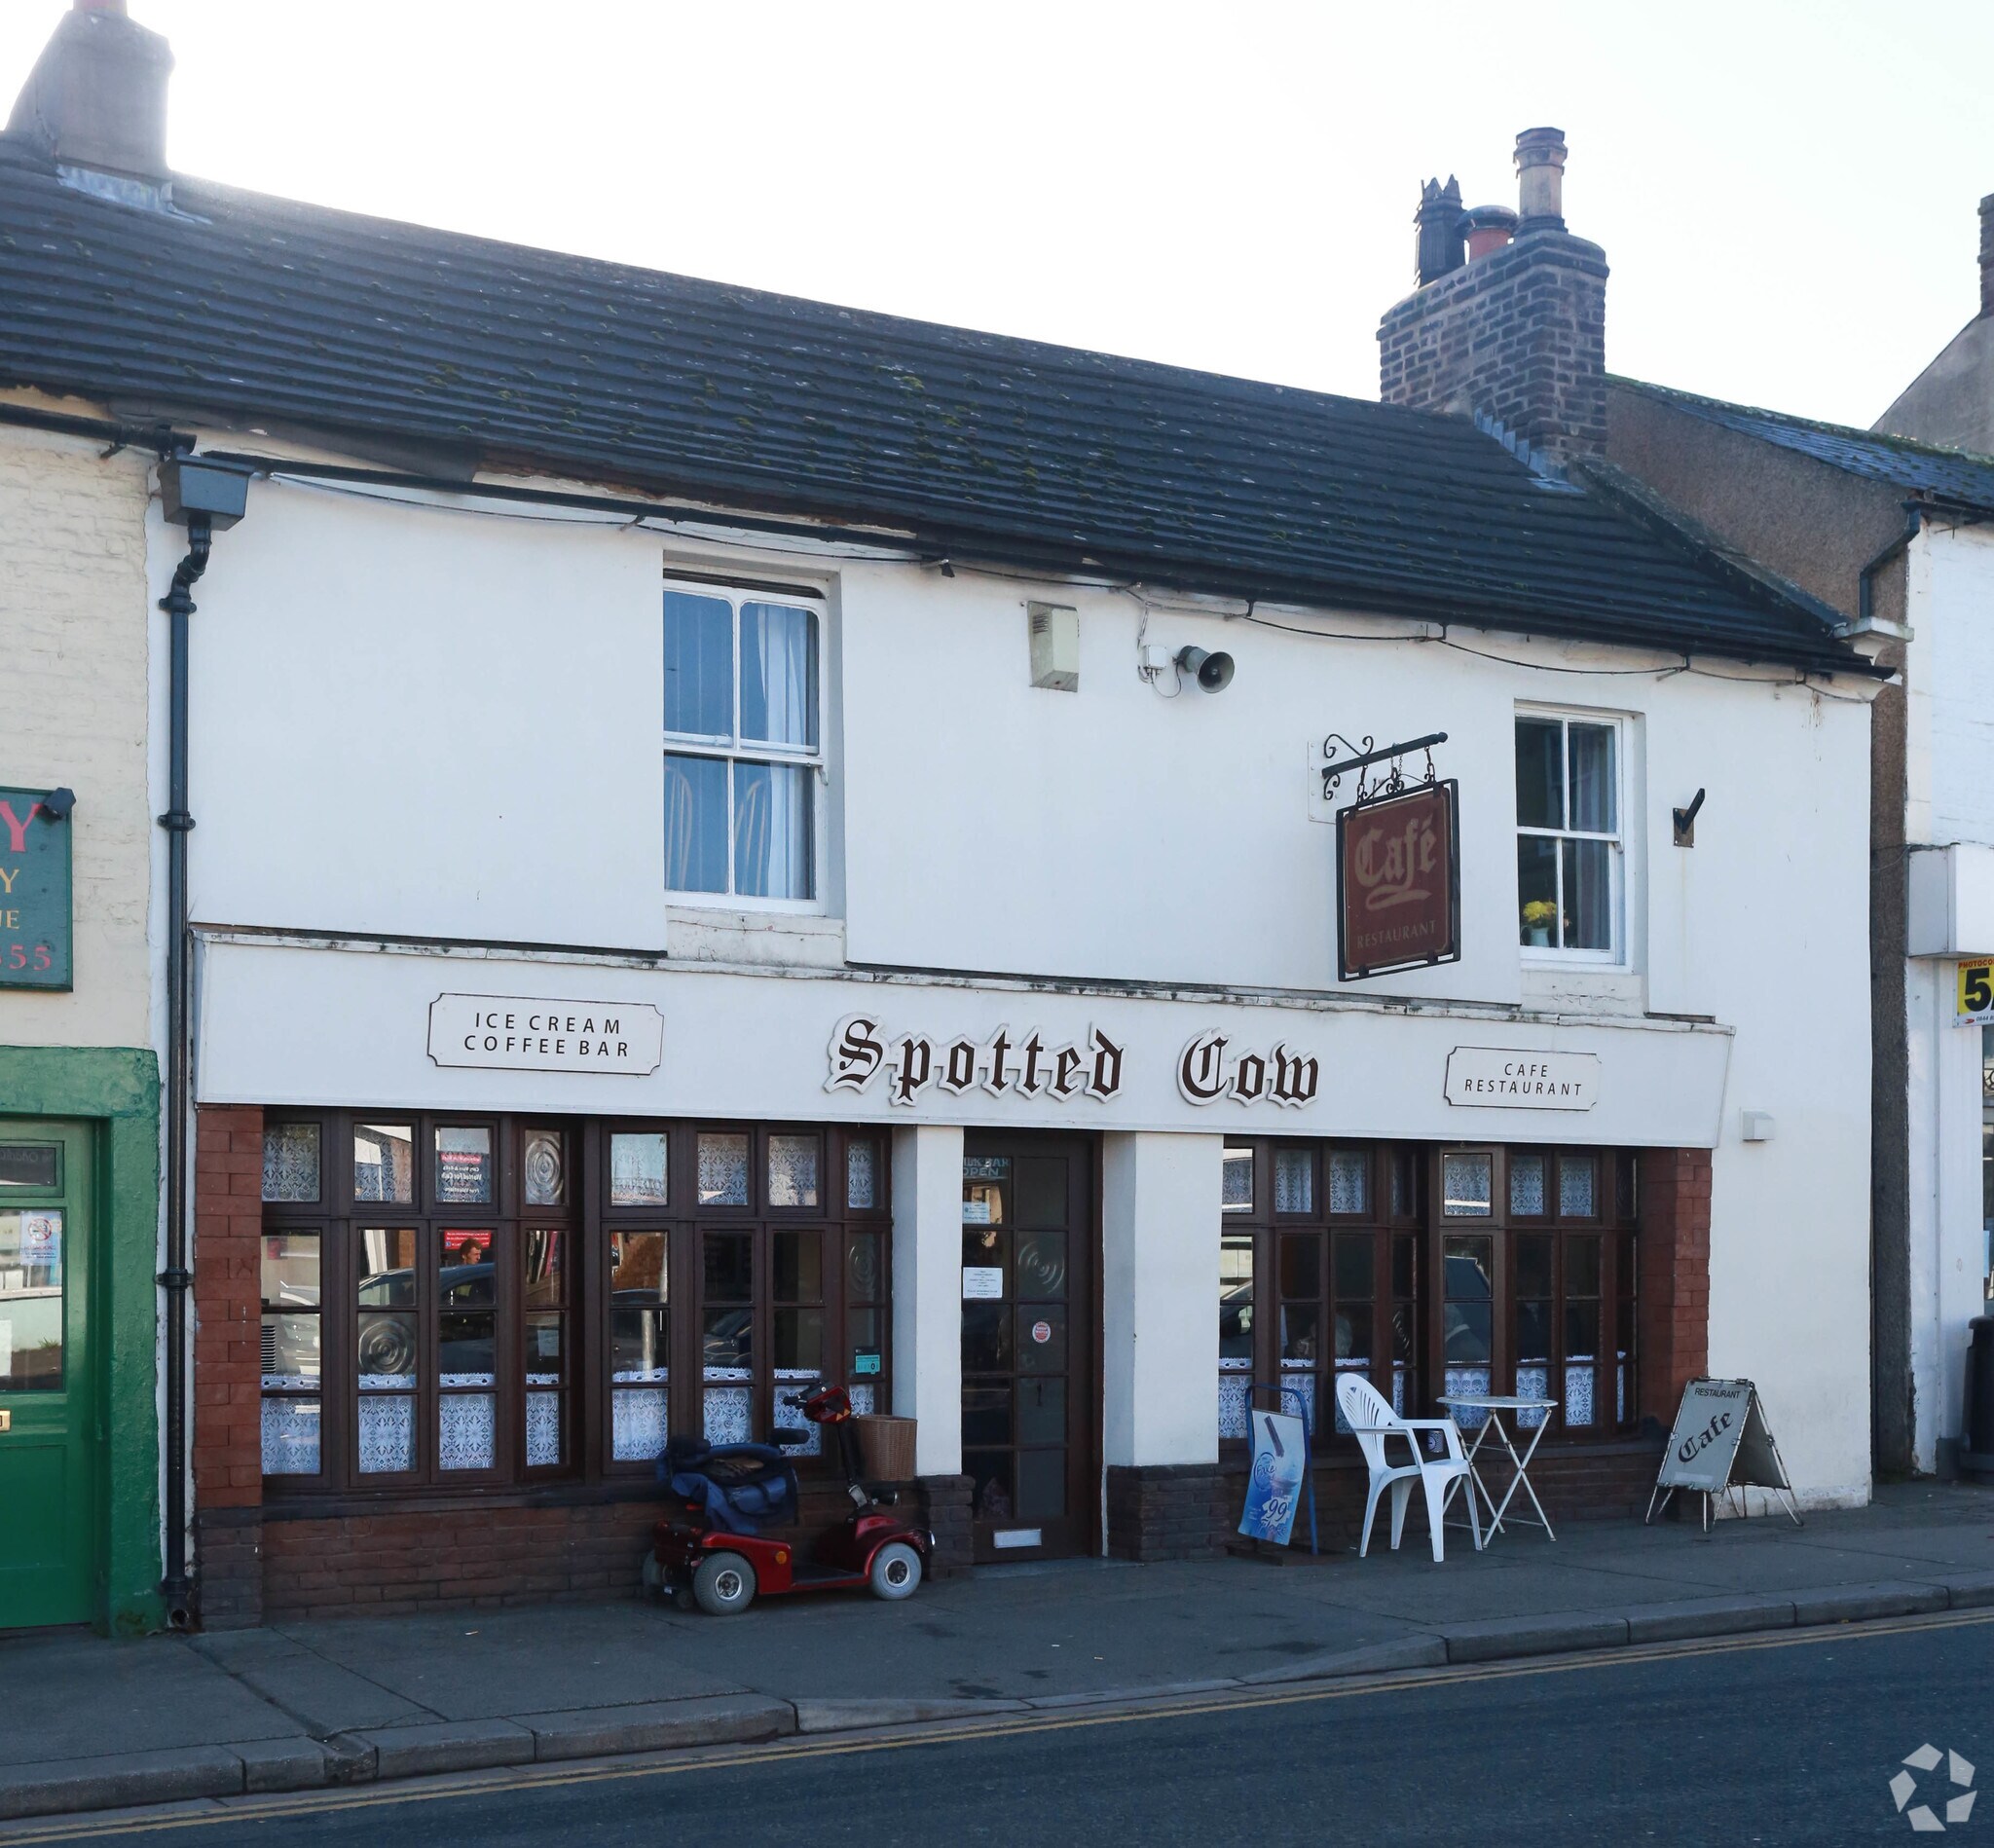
[1616,377,1994,512]
[0,139,1867,674]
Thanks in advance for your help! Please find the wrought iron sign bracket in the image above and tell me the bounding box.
[1321,730,1449,804]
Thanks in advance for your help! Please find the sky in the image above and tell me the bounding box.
[2,0,1989,430]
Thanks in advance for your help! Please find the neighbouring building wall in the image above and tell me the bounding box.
[1898,523,1994,1470]
[1874,194,1994,455]
[1875,318,1994,456]
[0,404,165,1633]
[1605,384,1923,1479]
[0,413,156,1048]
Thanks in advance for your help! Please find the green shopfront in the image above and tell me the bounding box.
[0,1053,163,1635]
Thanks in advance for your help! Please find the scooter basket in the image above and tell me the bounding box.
[854,1415,917,1483]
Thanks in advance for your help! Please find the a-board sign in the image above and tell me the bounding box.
[1648,1378,1800,1529]
[1657,1379,1755,1493]
[1238,1409,1308,1546]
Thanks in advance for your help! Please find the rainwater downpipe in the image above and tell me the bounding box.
[155,457,247,1629]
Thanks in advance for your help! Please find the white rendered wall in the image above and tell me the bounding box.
[892,1124,964,1477]
[176,473,1881,1503]
[1919,526,1994,849]
[1897,525,1994,1473]
[166,480,666,949]
[1903,962,1984,1472]
[1101,1132,1223,1469]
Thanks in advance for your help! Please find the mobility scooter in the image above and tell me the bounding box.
[645,1383,931,1616]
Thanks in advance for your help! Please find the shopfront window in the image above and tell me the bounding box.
[1217,1140,1635,1448]
[259,1114,887,1494]
[1218,1141,1416,1445]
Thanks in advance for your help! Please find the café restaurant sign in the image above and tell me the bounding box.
[0,787,72,990]
[1445,1047,1600,1111]
[427,994,664,1074]
[1337,780,1459,982]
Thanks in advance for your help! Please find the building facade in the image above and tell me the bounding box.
[0,398,165,1634]
[0,14,1888,1626]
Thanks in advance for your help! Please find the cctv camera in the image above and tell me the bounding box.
[1174,646,1235,693]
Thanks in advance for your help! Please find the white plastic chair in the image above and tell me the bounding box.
[1335,1373,1482,1563]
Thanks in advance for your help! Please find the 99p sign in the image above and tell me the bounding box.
[1956,960,1994,1030]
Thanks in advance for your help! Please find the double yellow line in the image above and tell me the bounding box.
[9,1607,1989,1844]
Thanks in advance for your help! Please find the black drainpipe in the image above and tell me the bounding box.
[156,458,246,1630]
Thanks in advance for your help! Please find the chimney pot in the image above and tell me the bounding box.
[1514,126,1569,231]
[1415,175,1465,287]
[1459,203,1520,262]
[1979,194,1994,318]
[7,2,172,182]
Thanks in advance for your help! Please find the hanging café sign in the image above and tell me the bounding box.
[1324,731,1460,983]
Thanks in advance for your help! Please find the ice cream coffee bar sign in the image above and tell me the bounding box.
[428,994,664,1075]
[1444,1047,1600,1111]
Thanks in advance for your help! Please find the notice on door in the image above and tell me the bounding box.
[427,994,663,1075]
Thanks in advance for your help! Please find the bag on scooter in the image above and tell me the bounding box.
[659,1438,798,1536]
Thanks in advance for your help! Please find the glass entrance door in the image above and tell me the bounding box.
[0,1122,95,1628]
[960,1135,1093,1562]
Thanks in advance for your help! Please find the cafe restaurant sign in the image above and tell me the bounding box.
[0,787,72,990]
[1445,1047,1600,1112]
[427,994,664,1074]
[1337,781,1459,982]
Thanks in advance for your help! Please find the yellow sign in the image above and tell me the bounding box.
[1956,960,1994,1027]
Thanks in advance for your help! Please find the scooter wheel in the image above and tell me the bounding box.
[868,1540,923,1602]
[672,1584,696,1614]
[692,1551,757,1616]
[641,1552,664,1598]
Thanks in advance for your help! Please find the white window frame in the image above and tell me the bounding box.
[663,575,827,912]
[1515,706,1626,968]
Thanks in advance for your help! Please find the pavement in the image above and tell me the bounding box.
[1,1480,1991,1824]
[44,1587,1992,1847]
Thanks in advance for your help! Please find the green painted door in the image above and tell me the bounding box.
[0,1122,96,1627]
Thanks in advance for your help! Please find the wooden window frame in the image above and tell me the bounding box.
[1515,707,1627,965]
[662,576,827,910]
[1220,1139,1639,1455]
[260,1113,890,1498]
[1426,1144,1639,1439]
[1220,1140,1408,1453]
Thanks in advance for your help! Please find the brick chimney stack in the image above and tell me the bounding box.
[6,0,173,184]
[1378,128,1608,469]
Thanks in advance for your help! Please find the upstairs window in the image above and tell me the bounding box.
[664,585,821,902]
[1516,712,1622,959]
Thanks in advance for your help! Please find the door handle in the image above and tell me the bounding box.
[0,1410,11,1432]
